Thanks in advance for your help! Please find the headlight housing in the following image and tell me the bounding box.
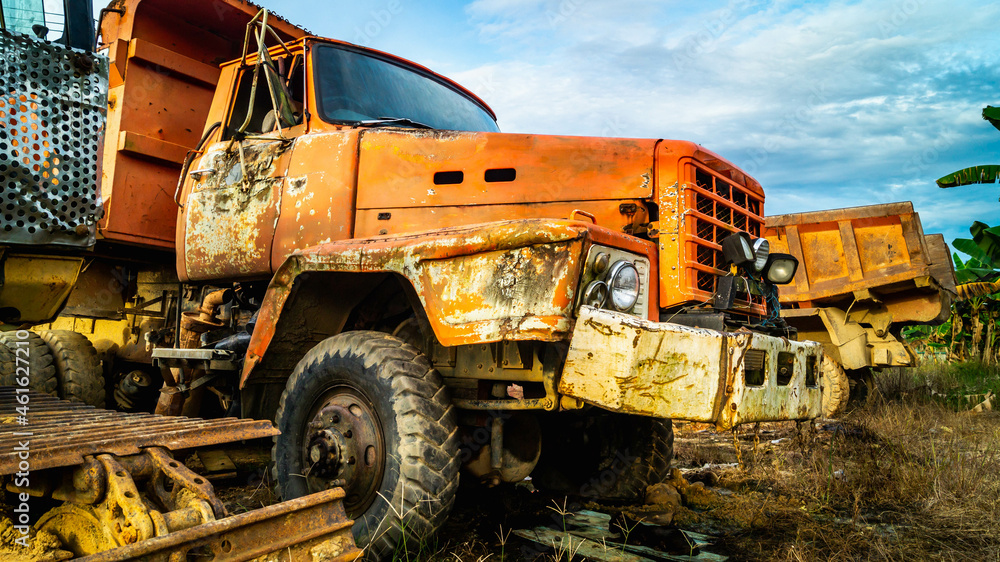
[752,238,770,272]
[577,245,650,318]
[607,260,640,311]
[582,280,609,308]
[721,232,754,267]
[764,253,798,284]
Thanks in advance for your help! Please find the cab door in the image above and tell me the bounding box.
[179,54,305,281]
[181,136,292,281]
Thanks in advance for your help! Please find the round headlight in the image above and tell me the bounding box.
[607,261,640,311]
[582,280,609,308]
[752,238,770,272]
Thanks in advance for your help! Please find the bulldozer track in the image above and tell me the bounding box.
[0,388,278,475]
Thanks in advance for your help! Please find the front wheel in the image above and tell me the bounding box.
[532,412,673,500]
[273,331,459,558]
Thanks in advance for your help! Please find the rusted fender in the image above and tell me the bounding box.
[560,307,822,430]
[241,219,653,387]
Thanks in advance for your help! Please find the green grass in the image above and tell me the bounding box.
[877,360,1000,410]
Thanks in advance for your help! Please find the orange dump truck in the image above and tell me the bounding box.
[764,202,956,416]
[3,0,826,557]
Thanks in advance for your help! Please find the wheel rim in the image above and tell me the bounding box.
[301,384,385,517]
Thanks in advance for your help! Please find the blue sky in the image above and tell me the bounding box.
[108,0,1000,255]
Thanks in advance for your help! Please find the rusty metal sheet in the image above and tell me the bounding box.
[97,0,308,249]
[560,307,822,430]
[0,254,83,324]
[0,389,277,475]
[270,131,361,270]
[182,139,295,281]
[77,488,362,562]
[355,129,656,210]
[764,202,936,305]
[765,201,916,227]
[925,233,957,294]
[0,29,108,248]
[243,219,657,387]
[355,200,649,241]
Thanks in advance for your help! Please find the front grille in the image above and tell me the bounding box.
[684,164,764,300]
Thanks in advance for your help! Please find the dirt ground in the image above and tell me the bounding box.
[187,393,999,562]
[6,388,995,562]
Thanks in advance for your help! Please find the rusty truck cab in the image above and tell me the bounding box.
[176,36,501,281]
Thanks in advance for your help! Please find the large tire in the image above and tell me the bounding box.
[532,412,673,500]
[820,355,850,418]
[848,368,877,405]
[273,331,459,559]
[39,330,105,408]
[0,344,14,385]
[0,330,57,396]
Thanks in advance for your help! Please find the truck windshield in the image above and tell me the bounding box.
[313,44,499,133]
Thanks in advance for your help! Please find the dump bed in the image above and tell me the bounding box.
[96,0,306,249]
[764,202,952,310]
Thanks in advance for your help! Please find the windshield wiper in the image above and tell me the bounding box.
[355,117,435,129]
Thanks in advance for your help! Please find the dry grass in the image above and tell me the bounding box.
[356,362,1000,561]
[700,362,1000,561]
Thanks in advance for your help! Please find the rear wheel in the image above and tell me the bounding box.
[533,412,673,500]
[273,331,459,558]
[0,330,57,395]
[848,368,877,405]
[39,330,105,408]
[820,355,850,418]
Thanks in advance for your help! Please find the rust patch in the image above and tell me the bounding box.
[184,140,293,280]
[242,219,600,386]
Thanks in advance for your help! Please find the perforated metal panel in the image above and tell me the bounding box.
[0,29,108,248]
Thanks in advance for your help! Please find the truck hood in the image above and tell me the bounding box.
[353,129,659,236]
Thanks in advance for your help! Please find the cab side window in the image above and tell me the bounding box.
[225,54,305,138]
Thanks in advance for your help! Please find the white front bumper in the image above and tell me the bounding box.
[559,306,823,429]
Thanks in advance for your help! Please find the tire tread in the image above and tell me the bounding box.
[39,330,105,408]
[273,331,458,558]
[0,331,58,396]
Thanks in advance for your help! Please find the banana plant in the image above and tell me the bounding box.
[951,221,1000,284]
[937,106,1000,188]
[907,221,1000,362]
